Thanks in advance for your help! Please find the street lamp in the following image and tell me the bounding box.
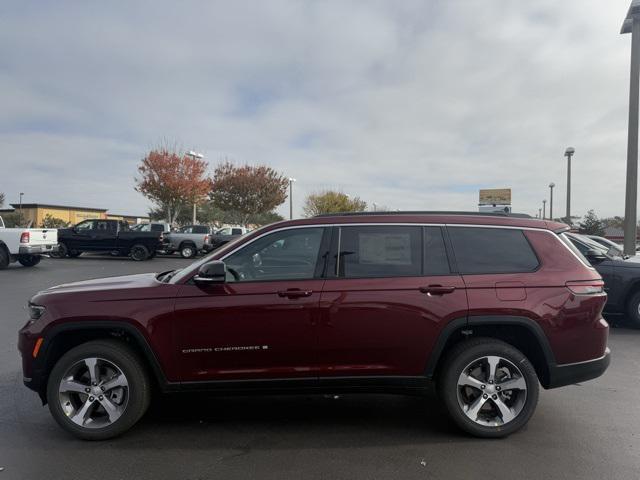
[373,202,377,212]
[288,178,296,220]
[622,0,640,255]
[564,147,575,224]
[186,151,204,224]
[542,199,547,220]
[538,208,542,219]
[548,183,555,221]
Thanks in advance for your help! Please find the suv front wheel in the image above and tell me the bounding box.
[438,338,539,438]
[46,340,151,440]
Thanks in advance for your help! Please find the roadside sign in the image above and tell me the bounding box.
[479,188,511,206]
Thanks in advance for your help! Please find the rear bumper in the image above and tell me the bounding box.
[546,348,611,389]
[18,244,58,255]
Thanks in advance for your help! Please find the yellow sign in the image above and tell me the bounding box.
[479,188,511,205]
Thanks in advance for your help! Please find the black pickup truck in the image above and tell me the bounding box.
[53,219,163,261]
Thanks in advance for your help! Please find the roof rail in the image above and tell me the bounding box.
[314,211,533,219]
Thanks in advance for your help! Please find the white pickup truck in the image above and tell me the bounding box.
[0,216,59,269]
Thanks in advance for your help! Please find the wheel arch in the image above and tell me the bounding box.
[426,316,556,388]
[35,321,170,402]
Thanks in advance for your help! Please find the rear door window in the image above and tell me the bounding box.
[337,225,422,278]
[424,226,451,275]
[448,227,539,274]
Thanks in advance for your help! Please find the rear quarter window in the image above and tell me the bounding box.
[448,227,539,274]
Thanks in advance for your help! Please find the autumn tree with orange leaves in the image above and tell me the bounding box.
[135,147,211,225]
[210,162,289,225]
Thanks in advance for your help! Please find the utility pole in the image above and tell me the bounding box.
[542,199,547,220]
[288,178,296,220]
[549,183,555,220]
[564,147,575,224]
[622,1,640,255]
[186,150,204,224]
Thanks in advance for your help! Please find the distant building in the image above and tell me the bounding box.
[0,203,148,227]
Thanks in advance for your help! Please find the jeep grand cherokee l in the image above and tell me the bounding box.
[18,212,610,440]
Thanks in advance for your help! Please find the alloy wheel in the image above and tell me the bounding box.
[456,355,527,427]
[58,357,129,429]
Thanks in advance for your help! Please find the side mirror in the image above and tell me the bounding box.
[194,260,227,284]
[585,249,607,262]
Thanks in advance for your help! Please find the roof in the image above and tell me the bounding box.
[269,212,570,233]
[9,203,108,212]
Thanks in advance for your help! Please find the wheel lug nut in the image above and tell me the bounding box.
[492,394,497,399]
[496,386,501,391]
[89,396,94,402]
[92,382,97,386]
[482,394,488,399]
[98,395,103,401]
[85,388,90,393]
[489,380,494,384]
[481,385,486,389]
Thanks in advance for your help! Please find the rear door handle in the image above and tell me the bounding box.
[419,285,456,296]
[278,289,313,299]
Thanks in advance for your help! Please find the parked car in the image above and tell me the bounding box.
[0,216,59,269]
[52,219,163,261]
[587,235,623,256]
[204,225,250,252]
[162,224,214,258]
[19,212,610,440]
[129,222,171,234]
[566,232,640,327]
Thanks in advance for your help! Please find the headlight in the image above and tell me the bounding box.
[28,303,46,320]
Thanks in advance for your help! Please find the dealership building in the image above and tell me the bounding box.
[0,203,149,227]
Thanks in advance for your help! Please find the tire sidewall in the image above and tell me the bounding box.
[18,255,41,267]
[46,341,150,440]
[0,246,9,269]
[130,244,149,261]
[626,291,640,328]
[180,244,196,258]
[439,339,539,438]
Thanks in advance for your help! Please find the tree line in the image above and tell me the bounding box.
[135,146,370,227]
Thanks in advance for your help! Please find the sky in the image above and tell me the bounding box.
[0,0,636,220]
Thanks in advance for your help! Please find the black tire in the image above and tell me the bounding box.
[51,242,68,258]
[130,244,150,261]
[0,245,9,269]
[18,255,41,267]
[68,250,82,258]
[180,242,197,259]
[46,340,151,441]
[625,290,640,329]
[438,338,539,438]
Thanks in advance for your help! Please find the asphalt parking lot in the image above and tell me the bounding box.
[1,256,639,480]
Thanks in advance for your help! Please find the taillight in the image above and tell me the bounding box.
[566,280,605,295]
[20,231,30,243]
[204,235,210,243]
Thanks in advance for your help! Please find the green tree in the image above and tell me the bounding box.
[303,190,367,217]
[40,214,70,228]
[2,211,26,227]
[578,210,605,236]
[210,162,288,225]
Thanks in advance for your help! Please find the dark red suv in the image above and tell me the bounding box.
[18,212,610,440]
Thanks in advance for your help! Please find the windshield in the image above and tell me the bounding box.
[169,224,271,284]
[566,233,622,260]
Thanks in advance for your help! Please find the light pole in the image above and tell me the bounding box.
[538,208,542,219]
[542,199,547,220]
[288,178,296,220]
[564,147,575,224]
[622,0,640,255]
[186,150,204,224]
[548,183,555,221]
[19,192,24,224]
[373,202,377,212]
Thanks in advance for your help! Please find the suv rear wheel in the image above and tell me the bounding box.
[438,338,539,438]
[46,340,151,440]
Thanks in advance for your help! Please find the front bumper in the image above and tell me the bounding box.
[19,244,59,255]
[546,348,611,389]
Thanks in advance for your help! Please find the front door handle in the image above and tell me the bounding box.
[277,289,313,299]
[419,285,456,296]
